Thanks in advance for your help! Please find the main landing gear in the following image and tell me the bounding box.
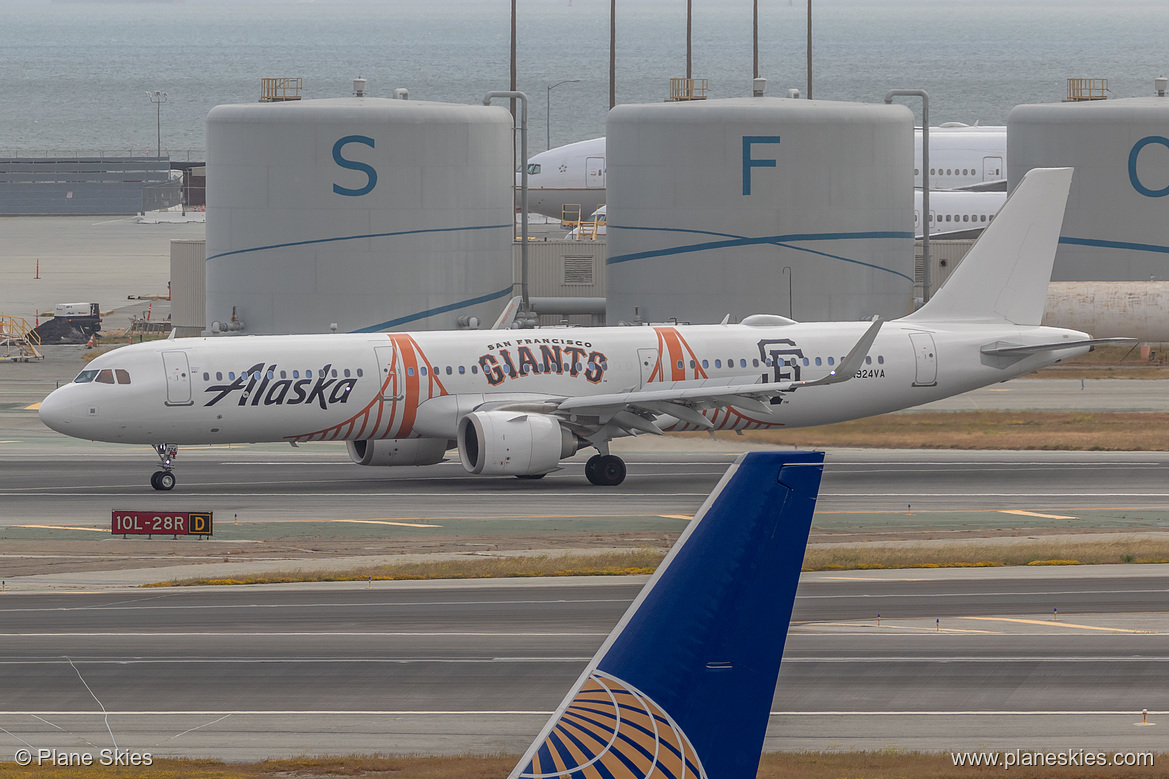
[150,443,178,491]
[585,454,626,486]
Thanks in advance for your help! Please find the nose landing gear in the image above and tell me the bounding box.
[151,443,178,491]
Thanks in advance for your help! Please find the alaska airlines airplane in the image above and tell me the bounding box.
[40,169,1120,491]
[521,125,1006,220]
[510,449,824,779]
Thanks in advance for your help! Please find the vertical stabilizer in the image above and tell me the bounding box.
[509,451,825,779]
[905,167,1073,325]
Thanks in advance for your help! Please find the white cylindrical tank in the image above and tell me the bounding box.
[206,97,514,334]
[1009,96,1169,282]
[605,98,915,325]
[1044,281,1169,341]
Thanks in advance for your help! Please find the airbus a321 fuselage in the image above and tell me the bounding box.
[39,168,1121,490]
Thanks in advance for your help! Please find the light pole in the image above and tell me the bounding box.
[546,80,579,151]
[484,91,531,314]
[885,89,930,303]
[147,90,168,158]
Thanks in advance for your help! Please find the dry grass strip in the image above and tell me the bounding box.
[802,539,1169,571]
[143,539,1169,588]
[2,752,1165,779]
[725,411,1169,450]
[143,549,665,588]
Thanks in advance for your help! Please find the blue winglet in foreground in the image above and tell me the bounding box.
[510,450,825,779]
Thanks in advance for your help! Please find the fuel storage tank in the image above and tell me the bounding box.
[605,97,915,325]
[1009,94,1169,281]
[205,96,514,334]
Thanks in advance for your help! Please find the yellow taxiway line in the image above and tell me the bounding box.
[14,524,107,533]
[960,616,1153,634]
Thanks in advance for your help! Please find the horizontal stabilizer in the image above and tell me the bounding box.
[509,451,825,779]
[981,336,1136,357]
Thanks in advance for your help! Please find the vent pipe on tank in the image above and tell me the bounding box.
[753,78,767,97]
[394,88,410,100]
[1156,76,1167,97]
[787,88,801,99]
[353,77,367,97]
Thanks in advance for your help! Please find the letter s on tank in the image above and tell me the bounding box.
[333,135,378,197]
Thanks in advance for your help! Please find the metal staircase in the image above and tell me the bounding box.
[0,315,44,361]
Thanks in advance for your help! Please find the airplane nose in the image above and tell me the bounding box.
[38,388,73,434]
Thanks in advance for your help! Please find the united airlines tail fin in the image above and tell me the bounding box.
[508,450,825,779]
[904,167,1073,326]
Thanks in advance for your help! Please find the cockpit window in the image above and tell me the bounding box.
[115,369,131,385]
[526,163,541,175]
[74,369,99,384]
[95,369,115,384]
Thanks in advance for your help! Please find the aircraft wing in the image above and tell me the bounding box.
[553,318,883,434]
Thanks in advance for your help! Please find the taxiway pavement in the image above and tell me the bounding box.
[0,568,1165,759]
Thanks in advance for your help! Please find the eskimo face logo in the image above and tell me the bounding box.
[204,362,358,409]
[477,338,607,387]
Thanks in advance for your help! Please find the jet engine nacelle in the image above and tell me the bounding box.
[457,410,580,476]
[346,438,450,467]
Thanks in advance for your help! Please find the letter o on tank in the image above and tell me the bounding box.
[1128,135,1169,197]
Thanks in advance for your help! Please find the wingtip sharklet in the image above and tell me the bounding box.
[509,450,825,779]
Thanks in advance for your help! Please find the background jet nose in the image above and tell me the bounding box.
[37,389,72,433]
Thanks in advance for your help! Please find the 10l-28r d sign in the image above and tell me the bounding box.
[111,511,213,536]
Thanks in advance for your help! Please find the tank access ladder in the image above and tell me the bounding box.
[0,315,44,362]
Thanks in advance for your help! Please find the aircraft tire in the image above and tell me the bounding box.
[587,454,626,486]
[584,454,602,484]
[152,471,176,491]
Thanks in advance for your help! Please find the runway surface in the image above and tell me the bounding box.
[3,443,1169,540]
[1,569,1166,760]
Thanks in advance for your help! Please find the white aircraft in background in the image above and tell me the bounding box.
[916,123,1008,190]
[569,192,1008,242]
[917,189,1006,238]
[41,168,1121,491]
[521,137,607,221]
[520,125,1006,220]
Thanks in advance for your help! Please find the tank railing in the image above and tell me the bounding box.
[0,149,205,162]
[261,77,303,102]
[669,78,709,100]
[0,315,43,361]
[1066,78,1109,101]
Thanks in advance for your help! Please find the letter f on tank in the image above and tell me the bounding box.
[742,135,782,195]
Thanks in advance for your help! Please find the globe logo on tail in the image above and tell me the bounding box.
[518,670,707,779]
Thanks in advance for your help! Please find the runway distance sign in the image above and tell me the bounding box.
[111,511,213,536]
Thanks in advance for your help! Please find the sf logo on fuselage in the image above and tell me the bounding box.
[204,362,358,409]
[757,339,803,383]
[478,338,607,386]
